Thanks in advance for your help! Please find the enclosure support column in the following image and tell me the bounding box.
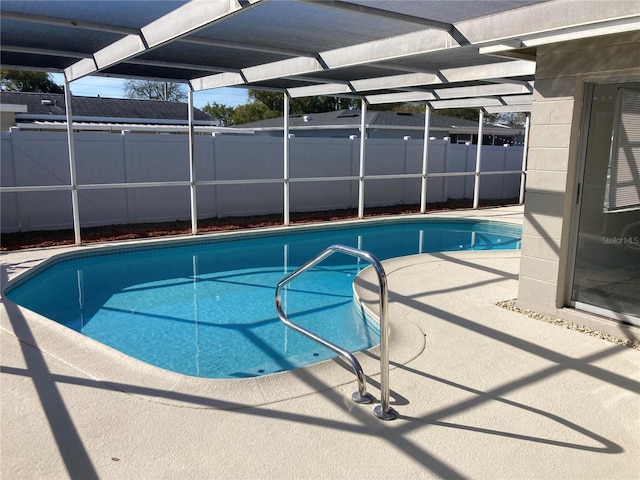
[358,100,367,219]
[283,93,290,226]
[519,112,530,205]
[420,105,431,213]
[64,79,81,245]
[188,88,198,234]
[472,109,484,209]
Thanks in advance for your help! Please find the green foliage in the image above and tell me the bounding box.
[293,96,359,114]
[437,108,480,122]
[248,90,283,113]
[369,103,426,114]
[370,104,484,123]
[199,90,360,126]
[201,102,236,126]
[245,90,359,120]
[198,91,509,127]
[123,80,186,102]
[230,102,279,125]
[0,69,64,93]
[486,112,526,127]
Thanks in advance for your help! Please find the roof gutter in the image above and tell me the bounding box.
[15,122,254,135]
[15,114,219,126]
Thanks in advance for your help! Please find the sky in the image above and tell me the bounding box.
[50,73,248,109]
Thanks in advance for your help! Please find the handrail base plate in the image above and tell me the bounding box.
[352,392,374,404]
[374,405,398,421]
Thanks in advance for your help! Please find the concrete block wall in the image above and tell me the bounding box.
[517,31,640,317]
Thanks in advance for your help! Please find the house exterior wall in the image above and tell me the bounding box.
[1,104,27,131]
[517,32,640,325]
[1,112,17,131]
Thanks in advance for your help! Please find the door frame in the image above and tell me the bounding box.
[565,77,640,326]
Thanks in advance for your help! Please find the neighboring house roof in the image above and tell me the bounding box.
[0,91,215,124]
[237,109,516,134]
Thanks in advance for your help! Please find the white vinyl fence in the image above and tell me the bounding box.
[1,129,524,233]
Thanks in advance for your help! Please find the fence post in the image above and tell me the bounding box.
[501,142,509,200]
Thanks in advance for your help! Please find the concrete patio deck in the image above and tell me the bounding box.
[1,206,639,479]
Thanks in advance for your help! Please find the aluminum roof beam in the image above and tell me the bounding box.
[177,37,316,58]
[281,63,534,102]
[298,0,454,31]
[457,0,640,46]
[64,0,265,81]
[190,27,458,92]
[366,91,436,105]
[480,16,640,59]
[140,0,263,50]
[427,94,534,110]
[484,104,533,113]
[1,45,91,60]
[189,2,636,95]
[433,83,531,99]
[287,83,354,98]
[319,29,458,70]
[4,0,637,110]
[0,10,140,36]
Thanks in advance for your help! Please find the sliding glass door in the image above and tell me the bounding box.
[571,82,640,325]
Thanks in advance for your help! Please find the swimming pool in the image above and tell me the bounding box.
[5,218,521,378]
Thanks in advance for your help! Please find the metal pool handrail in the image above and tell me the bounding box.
[275,244,397,421]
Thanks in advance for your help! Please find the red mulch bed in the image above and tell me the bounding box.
[1,199,516,251]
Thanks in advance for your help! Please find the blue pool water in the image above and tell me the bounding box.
[6,219,521,378]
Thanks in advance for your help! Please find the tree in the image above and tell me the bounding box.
[202,102,236,126]
[292,95,358,114]
[0,69,64,93]
[230,102,279,125]
[248,90,283,113]
[486,111,527,127]
[246,90,359,118]
[436,108,480,122]
[369,103,425,114]
[370,103,482,122]
[123,80,186,102]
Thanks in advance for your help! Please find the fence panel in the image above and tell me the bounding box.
[290,137,354,212]
[73,133,129,226]
[193,136,217,218]
[1,132,19,231]
[0,131,524,232]
[11,130,70,187]
[479,146,507,200]
[123,134,191,222]
[215,136,282,216]
[443,144,471,200]
[14,191,74,231]
[425,141,446,203]
[504,147,525,199]
[403,140,423,205]
[6,131,72,230]
[364,139,408,206]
